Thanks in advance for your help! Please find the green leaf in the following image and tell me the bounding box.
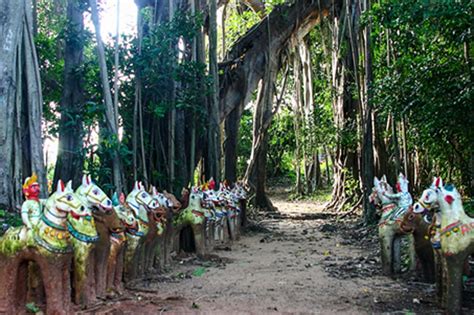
[192,267,206,277]
[26,302,40,313]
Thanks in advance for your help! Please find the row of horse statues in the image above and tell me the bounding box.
[371,174,473,314]
[0,174,247,314]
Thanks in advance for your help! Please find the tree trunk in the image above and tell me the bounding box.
[0,0,47,210]
[219,0,340,122]
[244,53,279,211]
[206,0,222,184]
[224,104,243,183]
[360,0,375,224]
[293,49,304,195]
[89,0,123,193]
[326,3,360,212]
[372,112,389,177]
[54,0,85,188]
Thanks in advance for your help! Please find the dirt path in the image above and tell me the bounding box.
[85,192,474,314]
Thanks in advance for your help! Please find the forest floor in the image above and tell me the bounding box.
[83,187,474,314]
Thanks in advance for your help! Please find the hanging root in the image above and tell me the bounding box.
[338,196,363,219]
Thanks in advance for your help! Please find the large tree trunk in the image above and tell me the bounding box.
[243,54,279,211]
[326,3,360,212]
[0,0,47,210]
[219,0,340,122]
[53,0,85,188]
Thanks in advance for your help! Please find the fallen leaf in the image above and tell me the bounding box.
[193,267,206,277]
[26,302,40,313]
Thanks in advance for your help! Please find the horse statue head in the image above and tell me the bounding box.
[65,181,99,243]
[396,173,409,193]
[419,177,443,211]
[162,190,182,213]
[112,192,138,235]
[151,186,173,209]
[371,175,394,206]
[35,180,84,253]
[76,175,113,214]
[126,181,159,222]
[434,179,464,217]
[45,180,84,223]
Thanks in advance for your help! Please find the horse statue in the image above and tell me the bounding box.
[399,202,435,282]
[216,183,238,241]
[420,177,474,314]
[0,180,81,314]
[371,174,415,275]
[75,175,123,300]
[106,192,135,294]
[233,181,248,227]
[140,186,169,274]
[148,187,184,271]
[202,188,229,244]
[418,179,443,249]
[160,190,182,267]
[123,181,159,282]
[173,187,212,256]
[63,180,100,306]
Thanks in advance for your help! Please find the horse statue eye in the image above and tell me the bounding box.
[67,195,73,201]
[93,189,99,195]
[142,193,146,198]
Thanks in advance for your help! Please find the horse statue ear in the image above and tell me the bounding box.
[373,176,380,186]
[66,180,73,191]
[82,175,89,187]
[87,174,92,184]
[119,193,125,204]
[433,177,444,189]
[133,181,140,191]
[112,192,120,207]
[381,175,387,182]
[56,180,65,193]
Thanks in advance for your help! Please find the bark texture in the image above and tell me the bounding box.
[0,0,47,210]
[54,0,86,188]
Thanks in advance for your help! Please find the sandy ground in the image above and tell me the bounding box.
[81,191,473,314]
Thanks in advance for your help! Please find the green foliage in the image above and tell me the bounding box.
[133,10,210,119]
[224,5,261,47]
[289,187,332,202]
[25,302,40,314]
[0,210,23,233]
[36,0,66,129]
[236,110,253,177]
[368,0,473,192]
[192,266,206,277]
[465,199,474,217]
[267,108,296,178]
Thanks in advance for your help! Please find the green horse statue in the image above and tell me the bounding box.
[0,180,82,314]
